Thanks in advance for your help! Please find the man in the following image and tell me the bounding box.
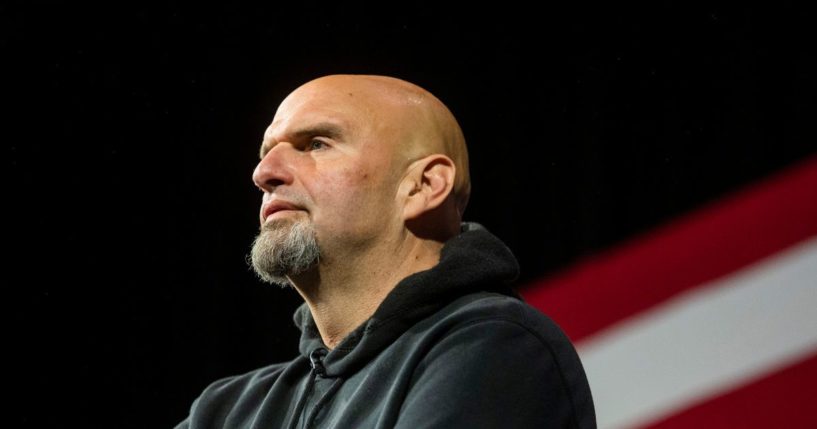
[176,74,595,428]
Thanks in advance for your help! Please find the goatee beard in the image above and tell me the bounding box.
[248,217,320,288]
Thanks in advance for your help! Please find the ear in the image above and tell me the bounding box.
[401,154,456,221]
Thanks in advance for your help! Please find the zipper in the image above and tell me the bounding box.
[287,348,328,429]
[309,348,328,376]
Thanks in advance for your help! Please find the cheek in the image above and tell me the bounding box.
[319,165,393,217]
[338,166,377,205]
[308,165,364,209]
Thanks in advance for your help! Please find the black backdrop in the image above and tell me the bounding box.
[5,3,815,428]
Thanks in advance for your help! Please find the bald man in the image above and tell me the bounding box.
[175,75,595,429]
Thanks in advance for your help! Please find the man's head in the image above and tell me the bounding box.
[249,74,469,286]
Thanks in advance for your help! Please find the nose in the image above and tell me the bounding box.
[252,142,296,192]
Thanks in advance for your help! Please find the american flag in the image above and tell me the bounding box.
[522,156,817,428]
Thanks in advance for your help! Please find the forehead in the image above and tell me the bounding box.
[266,86,372,137]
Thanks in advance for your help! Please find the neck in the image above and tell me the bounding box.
[290,231,443,349]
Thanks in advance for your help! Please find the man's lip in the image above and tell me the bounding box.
[261,201,303,221]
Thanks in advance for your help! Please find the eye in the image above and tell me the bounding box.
[307,139,327,151]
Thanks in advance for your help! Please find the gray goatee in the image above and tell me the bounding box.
[249,217,320,287]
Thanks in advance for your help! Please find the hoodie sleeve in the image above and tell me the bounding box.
[393,317,596,429]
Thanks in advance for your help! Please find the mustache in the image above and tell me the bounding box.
[267,191,309,208]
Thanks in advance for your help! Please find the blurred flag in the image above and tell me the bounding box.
[523,156,817,428]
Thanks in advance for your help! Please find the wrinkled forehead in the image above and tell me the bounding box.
[268,86,371,137]
[263,79,417,157]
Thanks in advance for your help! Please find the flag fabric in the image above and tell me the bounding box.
[522,156,817,428]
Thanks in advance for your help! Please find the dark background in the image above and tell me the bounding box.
[5,2,815,428]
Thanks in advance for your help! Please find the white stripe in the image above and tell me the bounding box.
[577,236,817,429]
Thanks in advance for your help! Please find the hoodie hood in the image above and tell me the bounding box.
[293,222,521,377]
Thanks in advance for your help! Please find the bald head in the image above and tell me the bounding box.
[276,75,471,215]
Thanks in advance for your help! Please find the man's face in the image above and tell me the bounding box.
[250,79,406,282]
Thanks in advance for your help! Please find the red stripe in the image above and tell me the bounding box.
[642,351,817,428]
[522,155,817,342]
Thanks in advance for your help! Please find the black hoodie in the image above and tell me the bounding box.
[175,223,596,428]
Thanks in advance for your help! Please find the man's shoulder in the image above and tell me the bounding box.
[177,359,306,428]
[393,291,596,428]
[396,292,575,355]
[440,291,565,332]
[193,359,295,406]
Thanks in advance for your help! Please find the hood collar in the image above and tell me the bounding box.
[293,222,521,376]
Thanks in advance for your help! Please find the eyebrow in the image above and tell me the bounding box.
[259,122,346,159]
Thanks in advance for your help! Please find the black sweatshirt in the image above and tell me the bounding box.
[175,223,596,428]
